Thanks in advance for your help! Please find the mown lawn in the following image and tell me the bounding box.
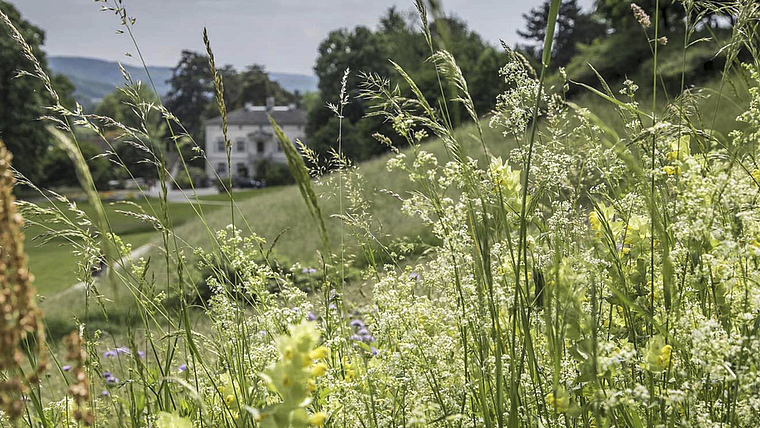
[23,196,229,295]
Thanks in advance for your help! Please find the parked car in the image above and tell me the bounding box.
[232,176,264,189]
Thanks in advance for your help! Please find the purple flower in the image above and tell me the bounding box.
[102,371,119,384]
[302,268,317,274]
[103,350,117,358]
[62,365,72,372]
[178,364,187,372]
[350,334,363,342]
[350,319,364,328]
[409,272,421,281]
[137,351,145,359]
[101,390,110,397]
[370,346,379,356]
[357,328,369,336]
[115,347,130,354]
[363,335,376,343]
[328,303,337,311]
[307,312,317,321]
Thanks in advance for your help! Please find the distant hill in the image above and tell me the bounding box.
[48,56,318,109]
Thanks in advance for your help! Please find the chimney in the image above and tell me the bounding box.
[266,96,275,112]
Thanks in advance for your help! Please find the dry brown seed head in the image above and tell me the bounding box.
[0,139,47,420]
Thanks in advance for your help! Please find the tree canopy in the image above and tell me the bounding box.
[518,0,607,68]
[307,8,509,163]
[595,0,686,31]
[0,0,74,184]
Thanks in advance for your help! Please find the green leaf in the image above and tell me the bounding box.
[541,0,562,67]
[572,79,652,120]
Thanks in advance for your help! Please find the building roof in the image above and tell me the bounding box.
[205,106,307,127]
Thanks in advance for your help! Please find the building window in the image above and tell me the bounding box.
[217,140,225,153]
[236,140,245,153]
[236,163,248,177]
[257,141,265,154]
[216,162,226,175]
[277,143,283,152]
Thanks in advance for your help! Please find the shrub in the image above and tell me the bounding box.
[255,159,294,186]
[174,165,207,189]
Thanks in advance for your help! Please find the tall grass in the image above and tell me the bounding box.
[2,0,760,427]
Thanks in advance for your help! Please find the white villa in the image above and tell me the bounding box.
[204,98,307,179]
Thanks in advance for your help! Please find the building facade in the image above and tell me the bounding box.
[204,100,306,179]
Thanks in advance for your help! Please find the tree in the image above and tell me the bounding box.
[595,0,685,32]
[308,9,509,162]
[95,85,161,129]
[164,51,214,143]
[315,26,393,105]
[95,86,167,179]
[0,1,74,184]
[308,25,395,161]
[518,0,607,67]
[40,139,112,188]
[424,17,509,117]
[232,65,295,109]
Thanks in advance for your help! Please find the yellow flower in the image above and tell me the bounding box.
[217,372,241,407]
[156,412,193,428]
[546,388,570,413]
[645,335,673,372]
[309,346,329,360]
[311,363,328,377]
[660,345,672,367]
[663,165,680,175]
[589,211,601,233]
[283,346,294,360]
[752,169,760,184]
[302,355,314,368]
[489,156,521,195]
[342,360,356,381]
[309,412,328,426]
[666,135,690,161]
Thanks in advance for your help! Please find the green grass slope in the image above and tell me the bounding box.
[25,197,224,295]
[162,122,509,273]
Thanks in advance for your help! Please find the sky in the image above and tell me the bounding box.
[11,0,593,76]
